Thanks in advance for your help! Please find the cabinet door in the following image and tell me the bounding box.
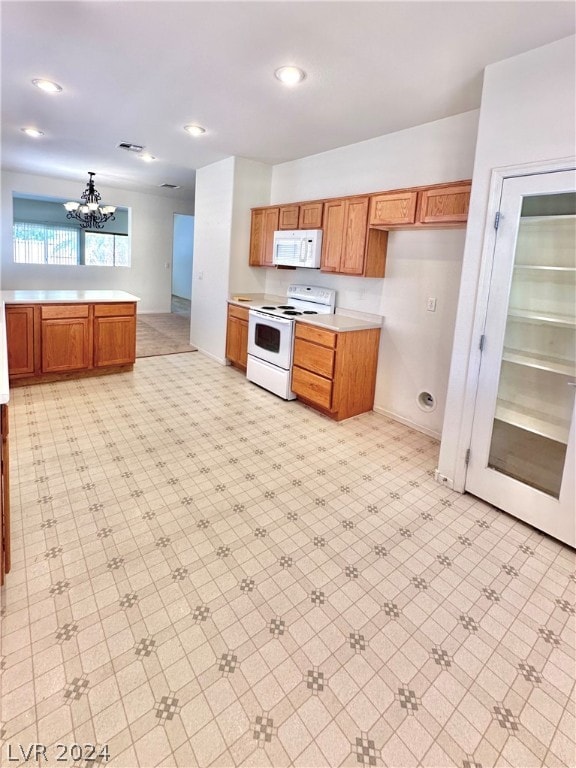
[321,200,346,272]
[369,191,417,226]
[226,316,248,369]
[418,183,471,224]
[298,202,323,229]
[5,305,34,376]
[278,205,299,230]
[94,316,136,366]
[340,197,369,275]
[466,169,575,546]
[249,209,266,266]
[262,208,279,266]
[249,208,279,266]
[41,318,91,372]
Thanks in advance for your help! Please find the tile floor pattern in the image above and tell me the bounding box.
[1,352,575,768]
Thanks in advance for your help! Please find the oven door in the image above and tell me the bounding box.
[248,310,294,370]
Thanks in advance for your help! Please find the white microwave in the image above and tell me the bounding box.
[272,229,322,268]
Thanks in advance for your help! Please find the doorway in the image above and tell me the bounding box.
[171,213,194,317]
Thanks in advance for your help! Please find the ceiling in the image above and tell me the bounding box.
[1,1,574,203]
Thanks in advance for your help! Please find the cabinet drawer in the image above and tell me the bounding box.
[295,322,337,348]
[293,338,335,378]
[292,366,333,410]
[228,304,249,322]
[41,304,89,319]
[94,302,135,317]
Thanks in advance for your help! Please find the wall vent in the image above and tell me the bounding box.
[117,142,144,153]
[159,183,181,189]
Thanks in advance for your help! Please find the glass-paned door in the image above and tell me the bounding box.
[466,169,576,546]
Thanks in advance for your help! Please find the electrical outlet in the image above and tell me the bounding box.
[426,297,437,312]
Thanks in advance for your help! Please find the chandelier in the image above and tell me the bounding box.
[63,172,116,229]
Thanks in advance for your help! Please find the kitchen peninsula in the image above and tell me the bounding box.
[2,290,139,387]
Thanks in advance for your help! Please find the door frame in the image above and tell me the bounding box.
[451,156,576,494]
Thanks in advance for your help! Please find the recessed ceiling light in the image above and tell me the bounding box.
[140,152,156,162]
[21,127,45,138]
[31,78,62,93]
[274,66,306,85]
[184,124,206,137]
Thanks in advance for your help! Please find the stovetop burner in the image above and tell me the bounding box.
[250,285,336,319]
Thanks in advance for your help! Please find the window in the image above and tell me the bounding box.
[13,222,79,264]
[13,222,131,266]
[85,232,130,267]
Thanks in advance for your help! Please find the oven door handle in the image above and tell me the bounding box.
[250,310,295,326]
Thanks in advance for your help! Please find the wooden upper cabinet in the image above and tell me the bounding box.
[298,202,323,229]
[321,199,347,273]
[278,205,299,230]
[249,207,279,266]
[417,182,471,224]
[278,202,324,230]
[322,197,386,277]
[369,191,418,226]
[341,197,370,275]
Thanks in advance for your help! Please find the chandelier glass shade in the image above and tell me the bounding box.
[63,172,116,229]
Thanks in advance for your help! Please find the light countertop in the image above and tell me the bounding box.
[296,313,382,332]
[1,289,140,304]
[228,294,383,332]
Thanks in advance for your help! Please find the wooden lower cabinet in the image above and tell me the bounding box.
[41,311,91,373]
[94,304,137,367]
[291,322,381,421]
[226,304,249,370]
[1,404,10,586]
[5,305,35,376]
[6,302,137,385]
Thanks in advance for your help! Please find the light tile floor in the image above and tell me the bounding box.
[1,352,575,768]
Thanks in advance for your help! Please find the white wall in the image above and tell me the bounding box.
[190,157,271,360]
[1,170,194,312]
[267,110,479,436]
[438,35,576,487]
[229,158,272,295]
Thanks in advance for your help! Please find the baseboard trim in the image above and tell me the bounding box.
[194,348,227,366]
[372,405,441,441]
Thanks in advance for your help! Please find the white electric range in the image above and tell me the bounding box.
[246,285,336,400]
